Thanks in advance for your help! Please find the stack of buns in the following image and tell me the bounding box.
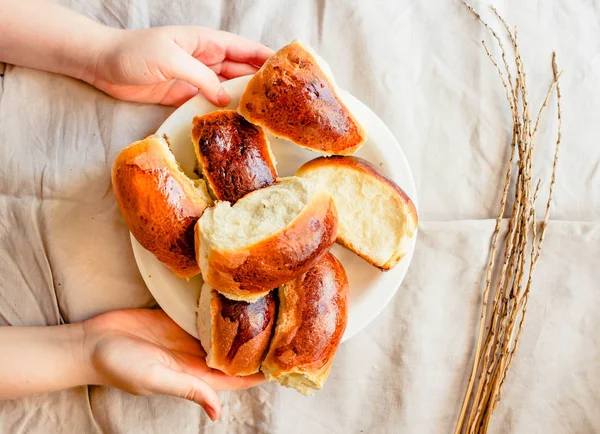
[111,40,418,395]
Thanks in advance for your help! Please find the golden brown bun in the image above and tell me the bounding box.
[111,134,212,278]
[196,177,338,302]
[296,156,418,270]
[191,110,277,203]
[261,253,348,395]
[196,283,277,376]
[238,40,366,156]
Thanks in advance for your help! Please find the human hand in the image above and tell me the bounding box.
[82,309,264,421]
[87,26,274,106]
[2,2,272,107]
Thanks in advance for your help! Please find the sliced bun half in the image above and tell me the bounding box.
[191,110,277,203]
[296,156,418,270]
[238,40,366,156]
[261,252,348,395]
[196,177,338,302]
[196,283,277,376]
[111,134,212,278]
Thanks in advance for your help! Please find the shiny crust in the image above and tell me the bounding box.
[296,156,418,270]
[195,189,338,302]
[111,135,212,278]
[261,253,348,394]
[191,110,277,203]
[238,40,366,155]
[200,288,277,376]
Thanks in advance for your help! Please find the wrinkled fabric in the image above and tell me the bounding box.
[1,0,599,433]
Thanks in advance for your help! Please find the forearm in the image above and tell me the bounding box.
[0,323,96,399]
[0,0,118,82]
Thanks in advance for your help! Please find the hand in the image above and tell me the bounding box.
[88,26,274,106]
[82,309,264,421]
[1,2,272,107]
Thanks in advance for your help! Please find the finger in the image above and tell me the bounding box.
[159,80,199,107]
[168,48,231,107]
[203,370,266,392]
[147,367,222,421]
[173,351,264,391]
[205,29,274,66]
[208,60,259,79]
[218,75,227,83]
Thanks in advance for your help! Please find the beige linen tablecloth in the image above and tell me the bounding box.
[1,0,598,432]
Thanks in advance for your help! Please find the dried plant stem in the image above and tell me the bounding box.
[455,3,563,434]
[452,96,516,434]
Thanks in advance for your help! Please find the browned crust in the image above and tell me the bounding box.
[197,191,338,300]
[238,40,366,155]
[262,252,348,377]
[191,110,277,203]
[111,135,211,278]
[296,156,418,270]
[334,237,388,270]
[210,290,277,376]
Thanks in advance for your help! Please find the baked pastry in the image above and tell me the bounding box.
[196,283,277,376]
[195,176,338,302]
[238,40,366,156]
[112,134,212,278]
[191,110,277,203]
[296,156,418,270]
[261,252,348,395]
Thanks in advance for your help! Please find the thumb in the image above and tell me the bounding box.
[168,48,231,107]
[146,367,222,421]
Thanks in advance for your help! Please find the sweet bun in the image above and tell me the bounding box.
[195,177,338,302]
[261,252,348,395]
[196,283,277,376]
[111,134,212,278]
[296,156,418,270]
[191,110,277,203]
[238,40,366,156]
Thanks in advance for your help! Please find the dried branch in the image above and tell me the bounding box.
[455,4,563,434]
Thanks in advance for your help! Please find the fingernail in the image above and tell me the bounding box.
[217,88,230,107]
[206,405,218,421]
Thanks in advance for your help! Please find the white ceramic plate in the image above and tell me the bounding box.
[131,75,418,343]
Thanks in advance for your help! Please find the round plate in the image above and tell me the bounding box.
[131,75,418,343]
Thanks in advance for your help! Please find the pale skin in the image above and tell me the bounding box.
[0,0,274,422]
[0,0,273,106]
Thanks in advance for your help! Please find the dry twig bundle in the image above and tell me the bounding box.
[454,3,563,433]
